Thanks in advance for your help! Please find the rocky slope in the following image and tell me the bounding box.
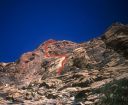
[0,23,128,105]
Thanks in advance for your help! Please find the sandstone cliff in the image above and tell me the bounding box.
[0,23,128,105]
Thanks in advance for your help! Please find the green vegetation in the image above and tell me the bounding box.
[97,78,128,105]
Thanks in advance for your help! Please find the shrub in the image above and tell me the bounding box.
[98,78,128,105]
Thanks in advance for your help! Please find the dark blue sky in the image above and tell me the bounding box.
[0,0,128,62]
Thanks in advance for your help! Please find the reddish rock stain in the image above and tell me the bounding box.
[43,40,67,74]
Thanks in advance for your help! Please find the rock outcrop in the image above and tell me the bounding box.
[0,23,128,105]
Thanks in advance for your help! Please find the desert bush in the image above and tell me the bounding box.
[98,78,128,105]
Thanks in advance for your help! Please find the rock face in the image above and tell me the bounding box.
[0,23,128,105]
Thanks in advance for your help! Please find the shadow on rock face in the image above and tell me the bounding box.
[73,91,87,105]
